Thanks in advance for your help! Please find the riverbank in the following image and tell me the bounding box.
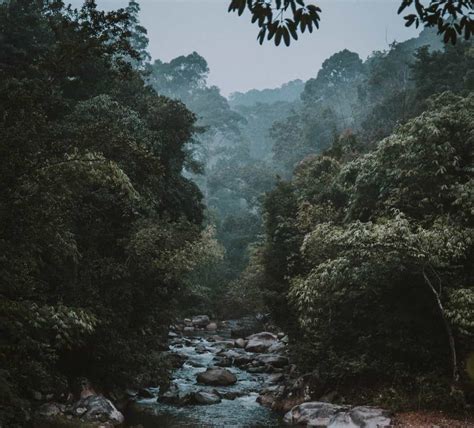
[32,316,474,427]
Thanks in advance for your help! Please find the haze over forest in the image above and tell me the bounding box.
[72,0,422,95]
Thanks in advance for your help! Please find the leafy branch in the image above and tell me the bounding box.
[228,0,321,46]
[229,0,473,46]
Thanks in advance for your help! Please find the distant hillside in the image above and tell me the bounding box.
[229,79,304,107]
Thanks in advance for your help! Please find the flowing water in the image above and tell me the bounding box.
[127,327,283,427]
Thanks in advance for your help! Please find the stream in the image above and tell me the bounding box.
[127,323,285,427]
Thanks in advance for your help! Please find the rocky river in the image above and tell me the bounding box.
[126,317,392,428]
[34,316,392,427]
[127,318,286,427]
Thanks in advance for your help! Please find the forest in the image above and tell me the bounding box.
[0,0,473,427]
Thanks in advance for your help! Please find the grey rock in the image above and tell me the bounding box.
[268,341,286,353]
[160,382,196,405]
[284,402,347,426]
[345,406,391,428]
[206,322,218,331]
[196,368,237,386]
[194,391,222,405]
[245,332,278,353]
[234,338,247,348]
[283,402,391,427]
[72,395,124,425]
[192,315,210,327]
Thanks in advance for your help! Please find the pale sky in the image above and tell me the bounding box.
[78,0,422,96]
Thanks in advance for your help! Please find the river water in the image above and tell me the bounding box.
[127,327,284,427]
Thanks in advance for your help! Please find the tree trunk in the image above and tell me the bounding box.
[422,268,459,383]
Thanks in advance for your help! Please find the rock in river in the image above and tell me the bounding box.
[160,382,196,405]
[194,391,222,405]
[206,322,218,331]
[245,332,278,353]
[192,315,210,327]
[196,368,237,386]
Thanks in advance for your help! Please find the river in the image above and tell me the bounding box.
[127,324,284,427]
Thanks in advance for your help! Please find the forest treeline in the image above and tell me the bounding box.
[0,0,473,425]
[230,32,474,408]
[0,1,222,425]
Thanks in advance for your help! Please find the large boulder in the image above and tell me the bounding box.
[71,395,124,425]
[194,391,222,405]
[283,402,391,427]
[245,332,278,353]
[283,402,347,426]
[196,368,237,386]
[192,315,210,327]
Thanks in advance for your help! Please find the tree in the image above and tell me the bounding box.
[228,0,474,46]
[0,1,219,425]
[261,92,474,405]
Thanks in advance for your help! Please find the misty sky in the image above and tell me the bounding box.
[85,0,421,96]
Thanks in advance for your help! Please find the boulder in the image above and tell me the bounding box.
[346,406,391,428]
[183,326,195,334]
[283,402,391,427]
[192,315,210,327]
[245,332,278,353]
[196,368,237,386]
[160,382,196,405]
[217,349,242,360]
[214,356,232,367]
[234,338,247,348]
[283,402,346,426]
[71,395,124,425]
[268,341,286,353]
[206,322,218,331]
[193,391,222,405]
[208,335,224,342]
[233,354,253,367]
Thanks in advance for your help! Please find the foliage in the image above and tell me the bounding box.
[258,92,474,405]
[0,1,221,425]
[228,0,473,46]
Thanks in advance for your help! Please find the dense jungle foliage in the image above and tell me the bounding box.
[238,34,474,407]
[0,1,222,425]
